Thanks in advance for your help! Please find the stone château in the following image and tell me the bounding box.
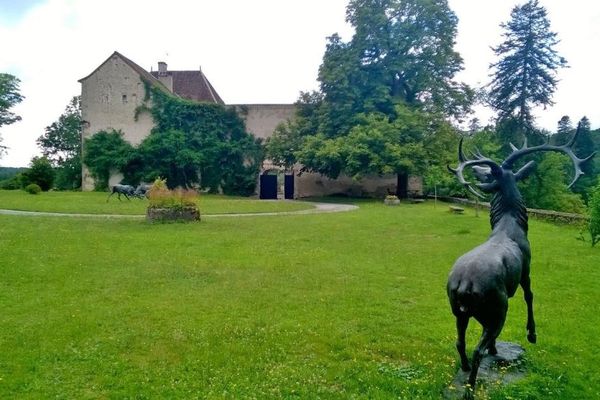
[79,51,420,197]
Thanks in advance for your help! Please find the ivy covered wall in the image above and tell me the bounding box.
[84,81,263,195]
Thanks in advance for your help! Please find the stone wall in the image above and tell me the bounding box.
[295,172,422,198]
[436,196,587,224]
[233,104,296,140]
[80,54,154,190]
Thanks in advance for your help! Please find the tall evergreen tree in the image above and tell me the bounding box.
[488,0,567,135]
[551,114,573,146]
[557,115,573,135]
[571,116,597,199]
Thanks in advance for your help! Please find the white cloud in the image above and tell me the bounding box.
[2,0,599,167]
[0,0,352,166]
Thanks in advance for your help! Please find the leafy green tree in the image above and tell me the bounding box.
[266,122,305,171]
[137,129,203,189]
[83,130,135,190]
[20,156,55,191]
[587,183,600,246]
[466,126,502,160]
[316,0,471,136]
[37,96,82,189]
[268,0,471,196]
[0,73,24,156]
[0,173,24,190]
[344,0,471,117]
[295,104,457,197]
[266,91,324,169]
[519,153,585,213]
[488,0,567,135]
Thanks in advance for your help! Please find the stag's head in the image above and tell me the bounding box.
[448,124,596,199]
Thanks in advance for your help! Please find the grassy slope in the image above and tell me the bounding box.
[0,190,312,215]
[0,201,598,399]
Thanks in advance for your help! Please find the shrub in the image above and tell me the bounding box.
[147,178,199,210]
[588,184,600,247]
[20,156,55,191]
[24,183,42,194]
[83,130,134,190]
[0,174,23,190]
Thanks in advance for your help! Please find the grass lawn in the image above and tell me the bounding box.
[0,190,313,215]
[0,199,598,398]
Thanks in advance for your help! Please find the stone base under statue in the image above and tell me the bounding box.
[443,341,526,399]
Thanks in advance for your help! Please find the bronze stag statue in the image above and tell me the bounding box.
[446,126,595,395]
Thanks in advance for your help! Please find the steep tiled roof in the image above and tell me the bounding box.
[151,70,224,104]
[78,51,171,94]
[79,51,224,104]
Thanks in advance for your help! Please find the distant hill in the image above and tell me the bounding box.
[0,167,26,181]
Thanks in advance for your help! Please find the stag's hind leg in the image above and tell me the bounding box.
[468,317,505,388]
[456,314,470,371]
[468,295,507,389]
[521,274,537,343]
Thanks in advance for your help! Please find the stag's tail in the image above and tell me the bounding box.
[448,279,479,315]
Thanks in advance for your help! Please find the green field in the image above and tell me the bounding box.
[0,190,313,215]
[0,197,598,398]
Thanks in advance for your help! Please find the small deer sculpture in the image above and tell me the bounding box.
[447,125,594,396]
[133,183,151,199]
[106,184,136,202]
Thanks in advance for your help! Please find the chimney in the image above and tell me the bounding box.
[158,61,167,76]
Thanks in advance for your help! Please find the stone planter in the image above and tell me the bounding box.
[146,206,200,223]
[384,198,400,206]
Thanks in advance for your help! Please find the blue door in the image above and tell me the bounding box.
[259,174,277,199]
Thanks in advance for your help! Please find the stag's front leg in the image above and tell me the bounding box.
[521,275,536,343]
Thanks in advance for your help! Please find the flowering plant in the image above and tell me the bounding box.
[147,178,199,210]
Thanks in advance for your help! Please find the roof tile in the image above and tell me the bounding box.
[151,70,224,104]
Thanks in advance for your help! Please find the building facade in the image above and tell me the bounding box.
[79,52,421,197]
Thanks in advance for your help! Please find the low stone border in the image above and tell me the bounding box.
[146,207,200,222]
[431,196,587,224]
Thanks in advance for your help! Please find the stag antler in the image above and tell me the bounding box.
[448,138,502,198]
[502,123,596,188]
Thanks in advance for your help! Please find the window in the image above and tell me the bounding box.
[122,94,128,104]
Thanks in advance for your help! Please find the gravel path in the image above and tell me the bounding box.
[0,202,358,219]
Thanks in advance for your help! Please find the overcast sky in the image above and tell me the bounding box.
[1,0,599,167]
